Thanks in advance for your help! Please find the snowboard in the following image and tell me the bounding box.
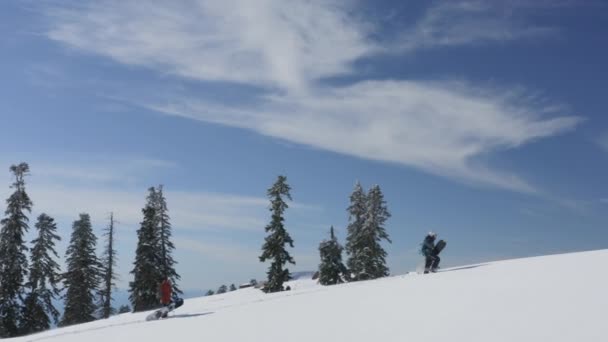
[145,298,184,321]
[433,239,447,255]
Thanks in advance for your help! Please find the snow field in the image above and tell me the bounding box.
[13,250,608,342]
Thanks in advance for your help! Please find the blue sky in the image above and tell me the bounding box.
[1,0,607,291]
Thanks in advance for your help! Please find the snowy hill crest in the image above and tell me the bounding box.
[13,250,608,342]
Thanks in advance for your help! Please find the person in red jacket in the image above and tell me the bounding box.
[156,278,184,319]
[159,278,172,307]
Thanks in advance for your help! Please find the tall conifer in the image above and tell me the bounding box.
[259,175,295,293]
[345,181,366,281]
[60,214,101,327]
[20,213,62,334]
[318,226,348,285]
[129,205,163,312]
[0,163,32,337]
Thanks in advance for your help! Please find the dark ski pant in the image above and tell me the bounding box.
[424,255,440,272]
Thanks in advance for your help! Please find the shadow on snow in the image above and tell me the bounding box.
[168,312,214,319]
[438,264,489,273]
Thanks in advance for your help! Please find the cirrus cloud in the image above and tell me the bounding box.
[399,0,559,51]
[149,80,580,193]
[43,0,583,193]
[46,0,375,93]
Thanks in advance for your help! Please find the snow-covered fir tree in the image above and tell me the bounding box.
[318,226,348,285]
[20,214,62,335]
[259,175,295,293]
[217,285,227,294]
[345,183,392,281]
[129,186,180,311]
[205,289,215,296]
[98,213,118,319]
[129,205,163,312]
[229,284,237,292]
[0,163,32,337]
[358,185,392,280]
[345,181,367,281]
[153,185,181,295]
[60,213,101,327]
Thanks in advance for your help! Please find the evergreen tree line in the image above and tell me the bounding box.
[258,177,391,292]
[0,163,180,337]
[205,279,257,296]
[0,164,389,336]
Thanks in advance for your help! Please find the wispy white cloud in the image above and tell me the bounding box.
[25,185,268,232]
[46,0,375,93]
[0,159,322,289]
[175,237,319,271]
[400,1,558,51]
[30,158,176,184]
[43,0,583,193]
[149,80,580,192]
[0,159,314,233]
[174,238,262,265]
[0,157,174,188]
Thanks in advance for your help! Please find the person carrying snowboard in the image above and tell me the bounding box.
[421,232,442,273]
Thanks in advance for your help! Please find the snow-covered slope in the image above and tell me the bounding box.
[13,250,608,342]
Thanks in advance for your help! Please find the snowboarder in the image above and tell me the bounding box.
[146,278,184,321]
[160,278,172,307]
[156,278,183,318]
[421,232,442,273]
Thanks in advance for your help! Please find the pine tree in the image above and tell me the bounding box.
[154,186,181,295]
[0,163,32,337]
[345,181,367,281]
[60,214,101,327]
[129,205,163,312]
[345,183,392,281]
[205,290,215,296]
[217,285,227,294]
[318,226,348,285]
[259,176,295,293]
[98,213,118,319]
[229,284,237,292]
[20,214,62,335]
[357,185,392,280]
